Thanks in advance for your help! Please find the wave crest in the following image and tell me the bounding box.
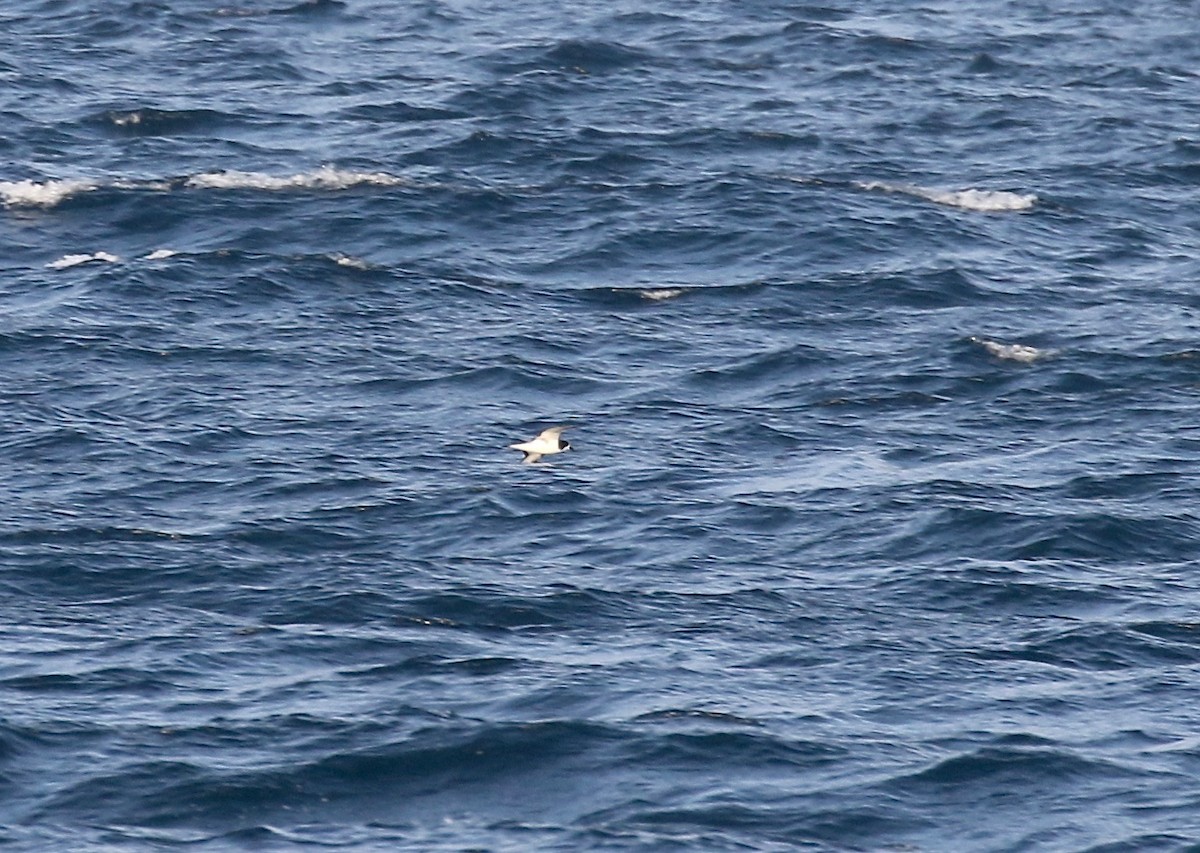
[184,166,407,191]
[1,167,408,209]
[46,252,121,270]
[857,181,1037,211]
[0,179,98,207]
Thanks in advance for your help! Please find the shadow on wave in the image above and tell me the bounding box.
[213,0,345,17]
[972,619,1200,671]
[881,504,1199,565]
[92,107,238,137]
[34,717,870,847]
[481,39,655,76]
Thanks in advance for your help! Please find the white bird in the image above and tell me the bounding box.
[509,426,571,464]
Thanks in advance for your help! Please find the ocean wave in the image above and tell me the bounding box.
[214,0,346,16]
[894,745,1121,788]
[969,336,1048,363]
[779,174,1038,211]
[0,179,97,207]
[97,107,234,136]
[974,619,1200,671]
[1,167,409,209]
[3,171,1035,214]
[330,253,373,269]
[637,287,688,301]
[44,250,182,270]
[36,248,385,275]
[45,252,121,270]
[5,1,1198,849]
[856,180,1038,211]
[184,166,408,191]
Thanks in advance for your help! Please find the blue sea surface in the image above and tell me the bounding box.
[3,0,1200,849]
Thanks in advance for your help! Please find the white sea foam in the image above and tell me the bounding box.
[857,181,1037,212]
[0,179,97,208]
[331,253,372,269]
[970,336,1046,363]
[3,167,409,209]
[47,252,121,270]
[922,188,1038,211]
[185,166,408,191]
[639,288,687,301]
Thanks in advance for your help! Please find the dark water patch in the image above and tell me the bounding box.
[884,502,1200,565]
[864,266,993,310]
[271,0,346,15]
[0,722,34,763]
[261,588,399,626]
[875,561,1126,619]
[229,519,363,553]
[1079,833,1199,853]
[966,51,1004,74]
[558,148,661,182]
[400,587,621,634]
[686,343,829,391]
[347,654,526,679]
[974,621,1200,671]
[893,745,1123,794]
[442,84,573,124]
[613,801,922,850]
[47,720,629,830]
[33,760,204,825]
[639,730,845,771]
[314,79,388,97]
[631,708,762,727]
[1061,471,1187,501]
[1,666,175,696]
[1126,621,1200,644]
[614,802,786,834]
[339,100,468,123]
[785,807,931,848]
[627,126,823,160]
[213,0,345,18]
[377,360,605,398]
[1009,513,1200,563]
[485,39,655,77]
[92,107,237,136]
[0,524,190,548]
[544,221,755,275]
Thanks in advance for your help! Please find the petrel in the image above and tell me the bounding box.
[509,426,571,463]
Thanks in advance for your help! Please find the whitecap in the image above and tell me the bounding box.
[0,179,97,208]
[331,254,372,269]
[46,252,121,270]
[857,180,1037,212]
[922,188,1038,212]
[639,288,687,301]
[184,165,407,191]
[3,167,409,208]
[970,336,1046,363]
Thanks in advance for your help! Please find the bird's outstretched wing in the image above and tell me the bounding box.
[536,426,568,441]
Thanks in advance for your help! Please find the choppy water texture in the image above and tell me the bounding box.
[3,0,1200,850]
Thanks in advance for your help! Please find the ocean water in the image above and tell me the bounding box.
[3,0,1200,849]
